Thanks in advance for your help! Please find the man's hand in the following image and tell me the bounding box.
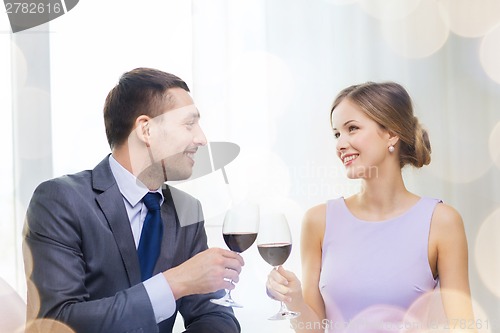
[163,248,244,299]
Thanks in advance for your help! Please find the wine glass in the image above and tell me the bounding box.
[257,213,300,320]
[210,202,259,307]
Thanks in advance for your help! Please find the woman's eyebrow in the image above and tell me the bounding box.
[332,119,356,131]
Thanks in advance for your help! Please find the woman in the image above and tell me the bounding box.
[267,82,475,332]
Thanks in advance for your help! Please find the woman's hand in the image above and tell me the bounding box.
[266,266,303,307]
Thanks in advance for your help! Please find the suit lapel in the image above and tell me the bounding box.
[93,156,142,286]
[154,186,178,273]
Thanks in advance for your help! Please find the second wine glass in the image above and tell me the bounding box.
[210,202,259,308]
[258,213,300,320]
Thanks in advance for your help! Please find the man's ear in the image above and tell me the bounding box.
[134,115,151,147]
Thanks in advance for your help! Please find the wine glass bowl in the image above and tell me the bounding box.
[257,242,291,267]
[223,232,258,253]
[257,213,300,320]
[210,202,259,308]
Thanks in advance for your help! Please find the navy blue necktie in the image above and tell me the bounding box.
[137,192,163,281]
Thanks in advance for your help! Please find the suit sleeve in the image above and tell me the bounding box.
[23,180,159,333]
[177,200,241,333]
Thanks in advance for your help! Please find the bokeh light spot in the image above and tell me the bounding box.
[439,0,500,38]
[322,0,359,5]
[381,0,449,58]
[10,40,28,86]
[480,23,500,84]
[346,305,406,332]
[359,0,421,21]
[489,121,500,169]
[25,319,75,333]
[0,278,26,333]
[475,207,500,298]
[404,289,491,332]
[425,113,492,183]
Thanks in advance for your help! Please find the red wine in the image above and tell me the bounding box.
[223,232,258,253]
[258,243,292,266]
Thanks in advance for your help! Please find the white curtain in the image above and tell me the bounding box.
[2,0,499,332]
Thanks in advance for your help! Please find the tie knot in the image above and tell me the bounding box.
[143,192,161,211]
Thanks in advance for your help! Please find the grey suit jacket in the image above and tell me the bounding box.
[23,156,240,333]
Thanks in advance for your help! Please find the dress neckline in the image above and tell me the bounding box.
[339,196,424,224]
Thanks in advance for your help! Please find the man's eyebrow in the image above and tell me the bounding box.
[182,107,201,120]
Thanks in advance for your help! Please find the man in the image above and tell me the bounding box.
[23,68,243,333]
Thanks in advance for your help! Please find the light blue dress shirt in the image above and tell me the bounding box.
[109,155,176,323]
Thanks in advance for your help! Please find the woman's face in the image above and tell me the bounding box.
[331,98,392,179]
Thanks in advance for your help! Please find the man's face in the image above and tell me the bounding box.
[145,88,207,182]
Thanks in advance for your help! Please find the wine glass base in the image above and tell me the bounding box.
[268,310,300,320]
[210,297,243,308]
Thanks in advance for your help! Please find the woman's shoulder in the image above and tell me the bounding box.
[301,203,327,238]
[301,203,327,252]
[303,203,327,224]
[430,202,465,238]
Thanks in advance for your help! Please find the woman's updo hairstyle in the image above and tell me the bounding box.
[330,81,431,168]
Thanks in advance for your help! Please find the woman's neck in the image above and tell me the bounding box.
[351,172,418,219]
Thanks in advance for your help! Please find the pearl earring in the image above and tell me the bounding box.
[388,145,395,153]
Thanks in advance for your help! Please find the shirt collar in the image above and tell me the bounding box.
[108,155,164,207]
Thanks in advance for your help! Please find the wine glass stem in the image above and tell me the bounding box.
[274,266,289,313]
[225,278,237,301]
[278,300,288,314]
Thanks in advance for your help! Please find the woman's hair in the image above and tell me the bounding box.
[330,81,431,168]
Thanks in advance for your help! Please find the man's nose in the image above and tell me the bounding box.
[194,125,207,146]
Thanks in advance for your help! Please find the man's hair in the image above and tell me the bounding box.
[103,67,190,148]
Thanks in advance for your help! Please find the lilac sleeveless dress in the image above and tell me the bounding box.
[319,197,440,331]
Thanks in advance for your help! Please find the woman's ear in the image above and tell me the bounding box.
[387,130,400,147]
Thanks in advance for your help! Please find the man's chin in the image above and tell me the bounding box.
[135,163,166,189]
[163,169,193,182]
